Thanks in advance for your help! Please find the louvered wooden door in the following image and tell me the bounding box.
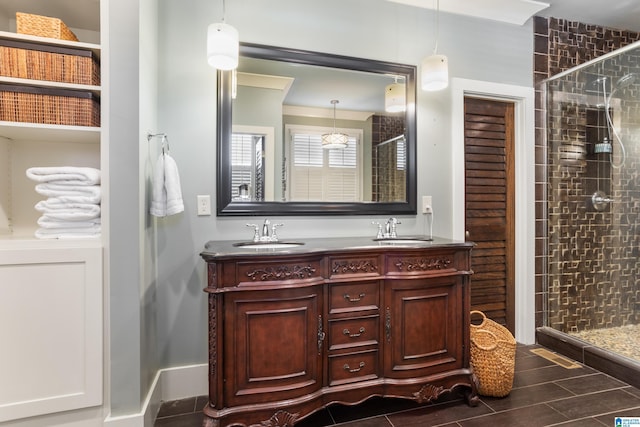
[464,97,515,333]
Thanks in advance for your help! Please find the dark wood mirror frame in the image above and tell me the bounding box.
[216,43,417,216]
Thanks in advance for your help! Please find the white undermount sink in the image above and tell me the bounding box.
[373,237,433,244]
[232,241,305,249]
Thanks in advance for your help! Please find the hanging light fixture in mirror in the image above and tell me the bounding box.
[385,77,406,113]
[207,0,239,70]
[421,0,448,91]
[322,100,349,150]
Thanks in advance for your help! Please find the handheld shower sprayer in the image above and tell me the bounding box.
[601,73,636,168]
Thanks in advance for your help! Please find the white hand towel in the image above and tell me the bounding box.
[150,153,184,217]
[164,153,184,216]
[26,166,101,185]
[35,183,101,202]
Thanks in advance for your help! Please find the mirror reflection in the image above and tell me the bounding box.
[217,43,417,216]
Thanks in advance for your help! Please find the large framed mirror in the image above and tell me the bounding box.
[217,43,417,216]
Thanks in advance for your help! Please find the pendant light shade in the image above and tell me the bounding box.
[207,22,239,70]
[322,100,349,150]
[385,82,406,113]
[421,54,449,91]
[421,0,448,92]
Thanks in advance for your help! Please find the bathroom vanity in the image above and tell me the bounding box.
[200,236,478,427]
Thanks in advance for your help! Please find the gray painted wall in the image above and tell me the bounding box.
[106,0,534,413]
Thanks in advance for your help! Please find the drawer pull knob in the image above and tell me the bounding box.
[343,293,365,303]
[343,326,365,338]
[343,361,365,373]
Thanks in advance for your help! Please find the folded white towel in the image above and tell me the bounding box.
[35,183,101,202]
[46,194,102,205]
[26,166,101,185]
[35,200,100,213]
[41,209,100,221]
[35,226,101,239]
[150,153,184,217]
[37,216,101,229]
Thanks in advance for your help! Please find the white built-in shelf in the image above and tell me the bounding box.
[0,121,100,143]
[0,30,101,58]
[0,76,101,95]
[0,234,101,249]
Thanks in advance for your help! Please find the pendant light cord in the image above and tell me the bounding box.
[433,0,440,54]
[222,0,227,23]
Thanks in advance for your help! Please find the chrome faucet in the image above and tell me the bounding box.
[385,217,400,238]
[246,219,283,242]
[372,217,401,239]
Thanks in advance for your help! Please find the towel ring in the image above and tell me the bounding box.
[147,132,170,154]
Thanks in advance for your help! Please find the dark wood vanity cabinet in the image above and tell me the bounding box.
[201,239,478,427]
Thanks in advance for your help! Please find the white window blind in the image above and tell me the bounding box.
[288,131,360,201]
[231,133,259,199]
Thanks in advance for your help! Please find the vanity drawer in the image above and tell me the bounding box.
[328,350,378,386]
[386,250,466,276]
[329,255,381,279]
[328,315,379,351]
[233,259,323,285]
[329,281,379,314]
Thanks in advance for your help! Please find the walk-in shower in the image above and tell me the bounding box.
[539,40,640,384]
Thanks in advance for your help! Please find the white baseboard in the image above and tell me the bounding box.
[103,364,208,427]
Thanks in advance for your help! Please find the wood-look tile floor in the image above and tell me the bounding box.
[154,345,640,427]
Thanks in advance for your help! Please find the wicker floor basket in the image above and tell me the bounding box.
[470,310,517,397]
[16,12,78,42]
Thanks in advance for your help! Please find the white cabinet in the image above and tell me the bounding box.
[0,241,103,423]
[0,1,105,423]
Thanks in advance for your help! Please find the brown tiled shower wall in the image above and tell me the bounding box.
[534,17,640,332]
[371,114,405,202]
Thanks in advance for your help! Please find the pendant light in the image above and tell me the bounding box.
[421,0,448,91]
[207,0,239,70]
[322,100,349,150]
[385,77,406,113]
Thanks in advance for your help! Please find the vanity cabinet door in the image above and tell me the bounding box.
[223,286,323,407]
[383,276,463,379]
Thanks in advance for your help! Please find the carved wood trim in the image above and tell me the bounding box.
[208,263,217,287]
[413,383,445,403]
[208,294,217,386]
[331,259,378,275]
[249,410,299,427]
[246,265,316,281]
[394,257,452,272]
[203,417,219,427]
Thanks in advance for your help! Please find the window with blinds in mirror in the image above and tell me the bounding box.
[287,127,362,202]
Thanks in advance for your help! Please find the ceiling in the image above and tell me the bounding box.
[386,0,640,32]
[1,0,639,35]
[1,0,639,38]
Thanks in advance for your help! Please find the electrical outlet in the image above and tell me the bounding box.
[197,195,211,216]
[422,195,433,214]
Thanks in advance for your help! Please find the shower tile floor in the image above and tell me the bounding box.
[154,344,640,427]
[569,324,640,361]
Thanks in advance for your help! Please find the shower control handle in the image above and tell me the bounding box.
[591,191,614,211]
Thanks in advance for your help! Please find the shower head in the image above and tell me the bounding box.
[615,73,637,89]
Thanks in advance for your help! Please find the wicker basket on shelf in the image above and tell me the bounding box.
[16,12,78,42]
[469,310,517,397]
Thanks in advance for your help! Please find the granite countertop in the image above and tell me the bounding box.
[201,235,472,259]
